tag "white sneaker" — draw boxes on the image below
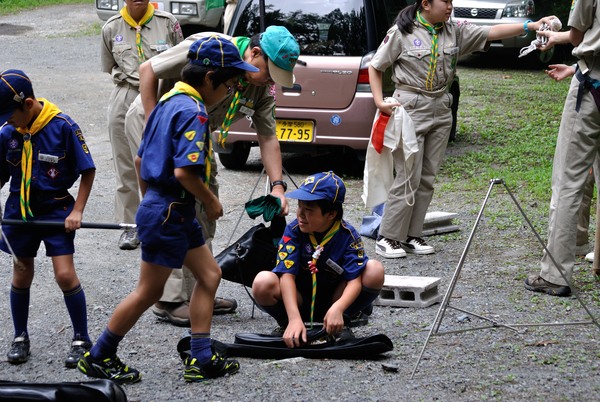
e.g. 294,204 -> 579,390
376,237 -> 406,258
401,236 -> 435,255
585,251 -> 594,263
119,228 -> 140,250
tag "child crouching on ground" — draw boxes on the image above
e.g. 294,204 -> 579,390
77,35 -> 259,384
252,171 -> 385,348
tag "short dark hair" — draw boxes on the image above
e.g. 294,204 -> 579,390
181,63 -> 243,90
308,199 -> 344,221
250,33 -> 269,62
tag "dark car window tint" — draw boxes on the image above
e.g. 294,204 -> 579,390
232,0 -> 410,56
233,0 -> 367,56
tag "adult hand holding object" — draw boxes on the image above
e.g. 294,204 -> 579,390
519,17 -> 562,58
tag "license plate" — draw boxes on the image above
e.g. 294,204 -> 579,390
276,119 -> 314,142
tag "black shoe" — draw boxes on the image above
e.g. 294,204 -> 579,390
183,353 -> 240,382
64,335 -> 92,368
348,311 -> 370,327
77,351 -> 141,384
7,333 -> 30,364
336,326 -> 356,341
347,304 -> 373,328
362,303 -> 373,316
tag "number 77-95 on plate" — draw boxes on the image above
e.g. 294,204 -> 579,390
276,119 -> 314,142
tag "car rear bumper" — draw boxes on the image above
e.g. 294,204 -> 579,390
224,92 -> 377,151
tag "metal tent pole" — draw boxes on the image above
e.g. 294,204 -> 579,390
411,179 -> 600,379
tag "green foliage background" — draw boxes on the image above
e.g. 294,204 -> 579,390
0,0 -> 91,16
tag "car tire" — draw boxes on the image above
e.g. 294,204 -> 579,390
217,143 -> 251,170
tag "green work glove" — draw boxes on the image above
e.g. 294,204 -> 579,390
245,195 -> 282,222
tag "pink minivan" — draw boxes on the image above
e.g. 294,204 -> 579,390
219,0 -> 460,169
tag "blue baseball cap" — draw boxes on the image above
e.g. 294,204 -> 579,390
0,69 -> 33,125
259,26 -> 300,88
188,35 -> 259,72
286,171 -> 345,203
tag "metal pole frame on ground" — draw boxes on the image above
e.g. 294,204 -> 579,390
411,178 -> 600,379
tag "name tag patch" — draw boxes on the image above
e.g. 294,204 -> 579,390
239,105 -> 255,117
38,153 -> 59,163
325,258 -> 344,275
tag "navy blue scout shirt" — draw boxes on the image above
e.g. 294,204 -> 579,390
0,106 -> 95,192
138,82 -> 210,191
273,218 -> 368,285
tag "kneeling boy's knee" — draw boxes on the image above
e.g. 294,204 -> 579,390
252,271 -> 279,300
362,260 -> 385,289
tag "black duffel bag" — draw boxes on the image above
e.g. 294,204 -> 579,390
0,379 -> 127,401
216,215 -> 285,287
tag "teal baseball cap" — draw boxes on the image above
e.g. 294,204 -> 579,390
188,35 -> 259,72
286,171 -> 345,204
259,26 -> 300,88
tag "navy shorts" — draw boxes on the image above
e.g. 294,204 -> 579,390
136,189 -> 205,268
0,192 -> 76,257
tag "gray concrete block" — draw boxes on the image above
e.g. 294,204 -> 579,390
374,275 -> 442,308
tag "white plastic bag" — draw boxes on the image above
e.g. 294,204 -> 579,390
362,98 -> 418,208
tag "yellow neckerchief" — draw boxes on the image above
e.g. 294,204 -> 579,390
16,98 -> 61,220
307,219 -> 342,327
416,11 -> 444,91
160,81 -> 212,186
218,36 -> 250,148
120,5 -> 155,63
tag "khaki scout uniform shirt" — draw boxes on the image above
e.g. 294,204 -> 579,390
569,0 -> 600,74
101,9 -> 183,87
150,33 -> 277,136
370,20 -> 490,92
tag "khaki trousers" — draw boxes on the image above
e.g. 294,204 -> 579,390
379,89 -> 453,241
540,72 -> 600,285
108,84 -> 141,224
576,168 -> 595,248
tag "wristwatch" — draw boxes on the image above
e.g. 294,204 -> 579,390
270,180 -> 288,192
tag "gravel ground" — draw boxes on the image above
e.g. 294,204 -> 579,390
0,4 -> 599,401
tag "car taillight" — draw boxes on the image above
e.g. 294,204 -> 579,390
357,67 -> 370,85
357,52 -> 375,92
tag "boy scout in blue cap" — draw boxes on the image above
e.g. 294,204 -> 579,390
77,36 -> 259,384
252,171 -> 385,349
129,25 -> 300,325
0,69 -> 96,367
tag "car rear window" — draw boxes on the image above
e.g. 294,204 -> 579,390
232,0 -> 408,57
